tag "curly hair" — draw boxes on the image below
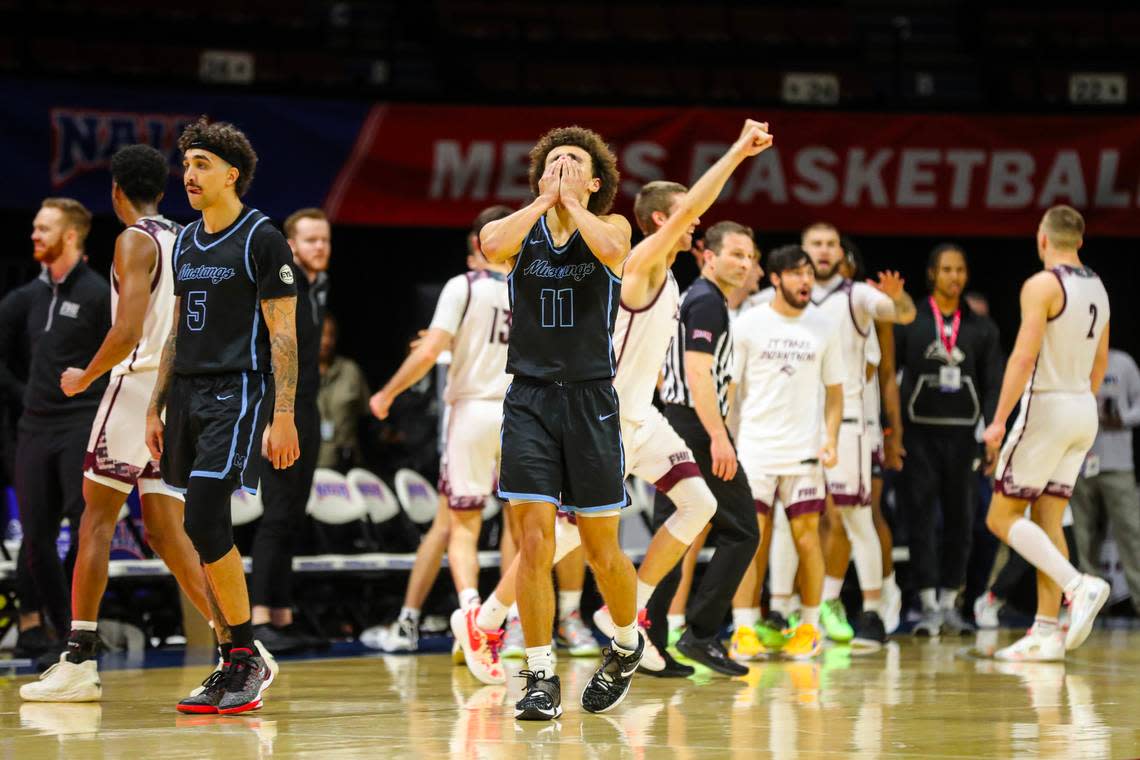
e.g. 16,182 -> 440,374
177,116 -> 259,197
528,126 -> 620,215
110,144 -> 169,205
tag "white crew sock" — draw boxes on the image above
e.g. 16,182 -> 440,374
823,576 -> 845,602
733,607 -> 760,629
613,620 -> 639,651
1007,518 -> 1080,590
558,590 -> 582,619
399,606 -> 421,624
507,603 -> 519,622
476,591 -> 508,631
885,571 -> 898,593
770,595 -> 793,617
458,588 -> 481,610
71,620 -> 98,633
801,605 -> 821,628
526,645 -> 554,678
635,579 -> 656,612
667,613 -> 685,630
919,588 -> 938,612
939,588 -> 959,610
1034,615 -> 1059,636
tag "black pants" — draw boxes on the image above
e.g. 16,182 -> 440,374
903,425 -> 979,593
645,405 -> 758,641
15,420 -> 91,638
249,398 -> 320,609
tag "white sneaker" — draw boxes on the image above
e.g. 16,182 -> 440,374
255,640 -> 280,686
883,578 -> 902,635
501,616 -> 526,659
557,611 -> 601,656
1064,574 -> 1110,651
362,618 -> 418,653
450,607 -> 506,685
20,655 -> 101,702
994,626 -> 1064,662
593,606 -> 664,672
973,592 -> 1002,629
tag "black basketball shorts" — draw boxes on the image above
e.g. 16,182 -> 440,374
497,377 -> 628,514
161,371 -> 273,495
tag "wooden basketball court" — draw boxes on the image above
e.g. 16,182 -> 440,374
5,629 -> 1140,758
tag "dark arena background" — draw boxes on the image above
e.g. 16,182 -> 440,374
3,2 -> 1140,757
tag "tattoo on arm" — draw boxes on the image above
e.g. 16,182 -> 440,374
148,301 -> 179,415
262,296 -> 298,415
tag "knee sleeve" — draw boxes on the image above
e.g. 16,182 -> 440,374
552,515 -> 582,565
769,509 -> 799,596
662,477 -> 717,545
184,477 -> 236,565
840,507 -> 882,591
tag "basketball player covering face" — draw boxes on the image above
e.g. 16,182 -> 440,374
145,117 -> 298,714
480,127 -> 638,720
983,205 -> 1112,661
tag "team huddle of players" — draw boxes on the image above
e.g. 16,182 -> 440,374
19,117 -> 1114,723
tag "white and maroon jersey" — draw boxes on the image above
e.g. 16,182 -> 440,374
613,270 -> 680,423
812,277 -> 892,421
864,327 -> 882,431
429,270 -> 512,404
111,215 -> 180,377
732,303 -> 845,473
1031,265 -> 1110,394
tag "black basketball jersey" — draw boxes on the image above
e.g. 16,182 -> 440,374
506,215 -> 623,383
172,207 -> 296,375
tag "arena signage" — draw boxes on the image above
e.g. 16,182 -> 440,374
326,107 -> 1140,236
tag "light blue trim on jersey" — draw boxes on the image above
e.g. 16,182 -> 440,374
190,372 -> 250,479
244,217 -> 270,369
240,485 -> 259,496
562,496 -> 630,514
539,215 -> 580,255
172,224 -> 189,271
192,208 -> 257,250
497,489 -> 561,507
161,480 -> 188,495
610,385 -> 626,478
242,216 -> 270,283
240,374 -> 267,486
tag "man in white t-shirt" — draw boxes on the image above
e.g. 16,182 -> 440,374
729,246 -> 845,660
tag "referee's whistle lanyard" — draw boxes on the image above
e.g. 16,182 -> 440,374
929,297 -> 961,359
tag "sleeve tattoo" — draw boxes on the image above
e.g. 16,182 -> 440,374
262,295 -> 298,415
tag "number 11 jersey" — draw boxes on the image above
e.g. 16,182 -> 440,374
172,207 -> 296,376
506,215 -> 622,383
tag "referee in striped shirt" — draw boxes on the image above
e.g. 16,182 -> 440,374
650,220 -> 759,676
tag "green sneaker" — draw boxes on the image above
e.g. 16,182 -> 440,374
754,612 -> 791,651
667,626 -> 683,649
820,599 -> 854,643
786,611 -> 801,629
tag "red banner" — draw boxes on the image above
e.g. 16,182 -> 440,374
325,106 -> 1140,237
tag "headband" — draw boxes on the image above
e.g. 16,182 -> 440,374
186,140 -> 246,175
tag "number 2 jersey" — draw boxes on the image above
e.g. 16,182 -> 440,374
429,269 -> 512,403
1031,265 -> 1110,394
172,207 -> 296,375
506,215 -> 622,383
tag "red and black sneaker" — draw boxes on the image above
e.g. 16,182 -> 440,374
216,648 -> 274,715
177,666 -> 228,714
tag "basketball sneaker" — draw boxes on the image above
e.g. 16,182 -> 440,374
675,630 -> 747,676
782,623 -> 823,660
20,654 -> 101,702
1064,574 -> 1110,651
973,592 -> 1003,629
591,606 -> 665,672
450,607 -> 506,685
556,611 -> 600,657
515,670 -> 562,721
852,611 -> 887,648
178,667 -> 228,714
995,626 -> 1064,662
501,616 -> 526,659
369,617 -> 418,653
941,606 -> 975,635
755,611 -> 791,651
912,607 -> 943,637
729,625 -> 765,661
883,577 -> 903,635
820,599 -> 854,643
216,647 -> 274,715
581,634 -> 645,714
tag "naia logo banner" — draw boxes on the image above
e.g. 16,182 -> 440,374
325,105 -> 1140,236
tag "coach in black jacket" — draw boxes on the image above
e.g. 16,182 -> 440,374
0,199 -> 110,652
896,244 -> 1003,636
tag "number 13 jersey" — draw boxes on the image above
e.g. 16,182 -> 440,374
506,215 -> 623,383
172,207 -> 296,376
429,270 -> 512,403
